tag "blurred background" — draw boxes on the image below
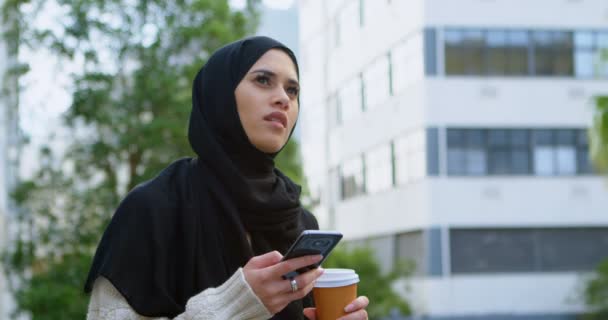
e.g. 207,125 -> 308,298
1,0 -> 608,319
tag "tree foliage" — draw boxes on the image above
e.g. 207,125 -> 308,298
323,246 -> 413,320
589,96 -> 608,174
0,0 -> 282,318
581,259 -> 608,320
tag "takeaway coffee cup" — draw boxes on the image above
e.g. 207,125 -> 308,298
313,269 -> 359,320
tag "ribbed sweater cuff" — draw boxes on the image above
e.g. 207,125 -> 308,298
188,267 -> 272,320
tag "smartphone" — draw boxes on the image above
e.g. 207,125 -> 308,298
281,230 -> 343,279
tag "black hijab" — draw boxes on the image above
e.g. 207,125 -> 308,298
84,36 -> 318,319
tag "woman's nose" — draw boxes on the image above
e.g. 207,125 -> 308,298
273,89 -> 290,109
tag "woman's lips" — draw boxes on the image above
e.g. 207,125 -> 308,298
263,111 -> 287,129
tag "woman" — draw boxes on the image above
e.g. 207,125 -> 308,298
84,36 -> 369,319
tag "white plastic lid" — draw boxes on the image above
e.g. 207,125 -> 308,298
314,268 -> 359,288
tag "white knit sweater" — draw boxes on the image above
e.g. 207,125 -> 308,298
86,268 -> 272,320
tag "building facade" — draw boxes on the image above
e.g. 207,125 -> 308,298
298,0 -> 608,319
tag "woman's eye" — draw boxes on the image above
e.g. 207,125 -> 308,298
255,75 -> 270,85
287,87 -> 299,96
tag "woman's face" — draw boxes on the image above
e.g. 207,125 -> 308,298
235,49 -> 299,154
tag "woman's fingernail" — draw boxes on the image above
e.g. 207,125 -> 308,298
344,303 -> 354,312
318,267 -> 325,274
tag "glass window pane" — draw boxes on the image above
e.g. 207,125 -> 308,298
363,56 -> 390,110
486,31 -> 508,75
508,47 -> 529,75
578,129 -> 589,145
488,130 -> 508,146
512,150 -> 530,174
410,149 -> 426,181
508,31 -> 530,75
340,78 -> 362,122
577,147 -> 593,174
448,129 -> 465,146
450,229 -> 536,273
448,149 -> 466,175
489,150 -> 510,174
534,130 -> 554,145
509,30 -> 530,45
341,157 -> 365,199
553,31 -> 573,49
533,31 -> 553,46
467,149 -> 487,175
596,32 -> 608,77
445,30 -> 463,44
445,30 -> 466,75
511,130 -> 529,146
365,145 -> 393,193
597,31 -> 608,49
575,50 -> 594,78
556,146 -> 576,175
555,51 -> 574,76
467,129 -> 485,148
575,31 -> 594,48
539,228 -> 608,271
534,47 -> 554,76
457,30 -> 485,75
556,129 -> 575,145
534,147 -> 555,175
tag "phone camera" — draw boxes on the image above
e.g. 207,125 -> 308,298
311,239 -> 329,248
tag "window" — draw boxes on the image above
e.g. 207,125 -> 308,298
365,144 -> 393,194
444,29 -> 484,75
447,129 -> 487,175
441,28 -> 608,78
446,128 -> 589,176
486,30 -> 508,75
487,129 -> 532,175
533,130 -> 555,175
451,228 -> 608,274
339,78 -> 363,122
532,129 -> 577,176
577,130 -> 593,174
451,228 -> 536,273
555,129 -> 577,175
507,30 -> 530,75
340,156 -> 365,200
532,31 -> 573,76
363,56 -> 390,110
575,30 -> 608,78
391,32 -> 424,93
396,231 -> 425,276
598,32 -> 608,77
575,31 -> 594,77
394,130 -> 426,184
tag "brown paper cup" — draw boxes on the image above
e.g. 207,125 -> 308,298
313,269 -> 359,320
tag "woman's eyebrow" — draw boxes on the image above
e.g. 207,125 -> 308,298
250,69 -> 299,86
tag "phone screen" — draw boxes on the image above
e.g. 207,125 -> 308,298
281,230 -> 343,279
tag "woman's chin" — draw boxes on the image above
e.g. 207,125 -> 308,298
252,140 -> 284,154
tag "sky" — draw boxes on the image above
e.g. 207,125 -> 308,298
18,0 -> 298,178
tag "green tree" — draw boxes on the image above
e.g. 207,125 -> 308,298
581,260 -> 608,320
323,246 -> 413,320
1,0 -> 278,318
589,96 -> 608,173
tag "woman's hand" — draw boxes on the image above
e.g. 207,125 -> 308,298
243,251 -> 325,315
303,296 -> 369,320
